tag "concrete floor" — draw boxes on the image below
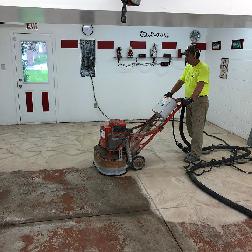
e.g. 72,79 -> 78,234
0,121 -> 251,251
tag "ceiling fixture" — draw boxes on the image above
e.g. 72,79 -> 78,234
121,0 -> 141,23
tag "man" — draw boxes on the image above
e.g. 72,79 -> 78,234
165,45 -> 210,163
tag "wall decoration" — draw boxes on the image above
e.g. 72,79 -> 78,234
177,49 -> 182,58
212,41 -> 221,50
140,31 -> 169,38
130,41 -> 146,49
42,92 -> 49,112
61,40 -> 78,48
25,92 -> 33,112
194,42 -> 207,50
138,54 -> 146,58
162,42 -> 177,49
80,40 -> 96,77
97,41 -> 114,49
116,47 -> 122,63
127,46 -> 133,58
219,57 -> 229,79
163,53 -> 171,58
231,39 -> 244,49
150,43 -> 158,63
118,62 -> 157,68
82,25 -> 94,36
163,54 -> 171,65
190,30 -> 201,43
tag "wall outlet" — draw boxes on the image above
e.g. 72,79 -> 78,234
94,102 -> 98,108
1,64 -> 6,70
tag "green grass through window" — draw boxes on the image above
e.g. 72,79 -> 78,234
24,70 -> 48,83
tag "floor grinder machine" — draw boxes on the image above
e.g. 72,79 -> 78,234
94,97 -> 182,176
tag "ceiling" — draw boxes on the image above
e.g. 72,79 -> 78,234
1,6 -> 252,28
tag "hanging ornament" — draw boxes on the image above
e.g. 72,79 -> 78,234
150,43 -> 158,63
116,47 -> 122,63
127,46 -> 134,58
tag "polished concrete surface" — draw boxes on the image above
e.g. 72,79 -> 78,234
0,121 -> 251,251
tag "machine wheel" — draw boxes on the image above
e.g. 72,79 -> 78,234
132,156 -> 145,170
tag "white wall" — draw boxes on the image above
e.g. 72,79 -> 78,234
0,24 -> 207,123
206,28 -> 252,139
0,28 -> 18,124
1,24 -> 251,139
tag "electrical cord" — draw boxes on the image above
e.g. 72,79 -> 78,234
89,74 -> 110,120
172,104 -> 252,218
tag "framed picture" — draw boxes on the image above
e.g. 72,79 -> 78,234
219,57 -> 229,79
231,39 -> 244,49
212,41 -> 221,50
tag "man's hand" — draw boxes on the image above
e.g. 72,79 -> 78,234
181,98 -> 193,106
164,91 -> 173,98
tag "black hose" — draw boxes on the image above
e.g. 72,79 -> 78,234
187,171 -> 252,218
179,105 -> 191,151
173,104 -> 252,218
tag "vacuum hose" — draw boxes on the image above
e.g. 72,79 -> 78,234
174,103 -> 252,218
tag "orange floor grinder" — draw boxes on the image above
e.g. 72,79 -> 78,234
94,97 -> 182,176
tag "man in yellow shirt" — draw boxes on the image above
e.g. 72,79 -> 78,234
165,45 -> 210,163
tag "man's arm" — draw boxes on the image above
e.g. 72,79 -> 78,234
191,81 -> 205,101
170,79 -> 184,94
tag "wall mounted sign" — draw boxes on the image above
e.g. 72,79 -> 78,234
140,31 -> 169,38
26,23 -> 38,30
231,39 -> 244,49
212,41 -> 221,50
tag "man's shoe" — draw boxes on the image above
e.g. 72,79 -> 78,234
184,153 -> 200,163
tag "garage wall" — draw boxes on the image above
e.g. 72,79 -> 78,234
1,24 -> 251,140
206,28 -> 252,139
0,24 -> 207,123
0,28 -> 18,124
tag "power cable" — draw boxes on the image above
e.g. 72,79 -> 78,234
89,74 -> 110,120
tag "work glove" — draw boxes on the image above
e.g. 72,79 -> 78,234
164,91 -> 173,98
181,98 -> 193,106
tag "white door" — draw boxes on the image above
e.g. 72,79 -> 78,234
13,33 -> 56,123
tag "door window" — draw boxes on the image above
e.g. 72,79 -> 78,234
21,41 -> 48,83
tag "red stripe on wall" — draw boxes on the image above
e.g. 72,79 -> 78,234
195,43 -> 207,50
162,42 -> 177,49
26,92 -> 33,112
97,41 -> 114,49
130,41 -> 146,49
61,40 -> 78,48
42,92 -> 49,112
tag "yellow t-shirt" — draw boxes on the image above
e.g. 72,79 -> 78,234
180,61 -> 210,98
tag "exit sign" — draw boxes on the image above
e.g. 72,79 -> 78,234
26,23 -> 38,30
